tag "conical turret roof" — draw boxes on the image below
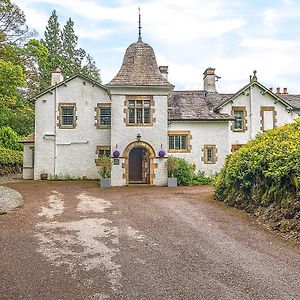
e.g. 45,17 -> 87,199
107,40 -> 173,87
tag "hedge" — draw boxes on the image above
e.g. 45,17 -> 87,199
0,146 -> 23,166
214,119 -> 300,241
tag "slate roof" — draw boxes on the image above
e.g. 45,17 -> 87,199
168,91 -> 234,121
279,94 -> 300,110
21,133 -> 35,143
107,40 -> 173,87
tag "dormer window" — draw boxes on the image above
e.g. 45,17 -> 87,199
125,96 -> 154,126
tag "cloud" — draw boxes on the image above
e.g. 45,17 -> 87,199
12,0 -> 300,93
76,28 -> 115,40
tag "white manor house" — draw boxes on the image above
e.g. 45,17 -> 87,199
22,32 -> 300,186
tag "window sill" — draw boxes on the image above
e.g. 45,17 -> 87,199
168,149 -> 191,153
96,125 -> 111,129
58,126 -> 76,129
126,124 -> 153,127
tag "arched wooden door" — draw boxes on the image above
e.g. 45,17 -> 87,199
129,147 -> 150,184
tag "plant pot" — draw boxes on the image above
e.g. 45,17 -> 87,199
40,173 -> 48,180
100,178 -> 111,188
167,177 -> 177,187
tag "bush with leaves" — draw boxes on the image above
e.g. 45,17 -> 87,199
97,155 -> 112,179
167,156 -> 212,186
214,119 -> 300,241
0,126 -> 23,150
0,146 -> 22,165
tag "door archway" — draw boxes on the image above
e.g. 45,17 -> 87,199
123,141 -> 156,185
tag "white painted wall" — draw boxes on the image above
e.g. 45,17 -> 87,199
22,143 -> 34,179
33,78 -> 299,183
168,121 -> 229,175
110,86 -> 171,186
34,76 -> 111,180
220,84 -> 296,152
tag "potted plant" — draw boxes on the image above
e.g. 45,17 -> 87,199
97,155 -> 112,188
166,156 -> 179,187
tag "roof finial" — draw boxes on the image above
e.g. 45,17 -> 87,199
138,7 -> 142,42
252,70 -> 257,82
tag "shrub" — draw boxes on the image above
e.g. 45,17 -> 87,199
167,156 -> 212,186
0,146 -> 23,166
167,156 -> 180,177
214,119 -> 300,239
97,156 -> 112,178
192,171 -> 213,185
0,126 -> 23,150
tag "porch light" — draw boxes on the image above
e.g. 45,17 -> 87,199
137,133 -> 141,141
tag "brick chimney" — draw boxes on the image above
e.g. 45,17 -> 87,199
51,66 -> 64,86
276,87 -> 281,94
159,66 -> 168,80
283,87 -> 288,95
203,67 -> 217,93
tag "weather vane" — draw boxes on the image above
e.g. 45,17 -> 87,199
138,7 -> 142,42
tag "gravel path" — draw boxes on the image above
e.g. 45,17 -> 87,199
0,186 -> 23,214
0,181 -> 299,300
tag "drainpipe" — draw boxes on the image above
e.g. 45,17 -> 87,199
249,86 -> 253,139
54,86 -> 57,176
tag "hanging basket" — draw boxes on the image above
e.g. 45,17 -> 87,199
158,150 -> 165,158
112,150 -> 120,158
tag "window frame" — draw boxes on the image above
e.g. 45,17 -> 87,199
168,130 -> 191,153
58,103 -> 77,129
95,146 -> 111,165
125,96 -> 154,126
96,103 -> 111,129
202,145 -> 217,164
260,106 -> 276,132
231,144 -> 243,153
232,106 -> 247,132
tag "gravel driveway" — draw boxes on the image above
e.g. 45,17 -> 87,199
0,181 -> 299,300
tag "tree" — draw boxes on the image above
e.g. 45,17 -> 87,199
81,54 -> 101,82
0,0 -> 35,52
24,39 -> 49,93
61,17 -> 85,78
43,10 -> 62,73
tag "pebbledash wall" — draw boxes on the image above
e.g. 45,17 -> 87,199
23,36 -> 300,184
34,77 -> 110,180
109,86 -> 170,186
168,121 -> 230,175
220,84 -> 297,146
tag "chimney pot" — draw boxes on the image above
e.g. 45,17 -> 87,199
283,87 -> 288,94
51,66 -> 64,86
159,66 -> 168,80
203,67 -> 217,93
269,87 -> 273,92
276,87 -> 281,94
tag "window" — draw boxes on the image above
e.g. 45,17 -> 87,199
168,131 -> 191,152
125,96 -> 153,126
58,103 -> 76,128
232,106 -> 246,131
202,145 -> 217,164
260,106 -> 276,131
96,146 -> 111,165
231,144 -> 243,153
96,104 -> 111,128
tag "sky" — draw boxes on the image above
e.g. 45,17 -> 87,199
14,0 -> 300,93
